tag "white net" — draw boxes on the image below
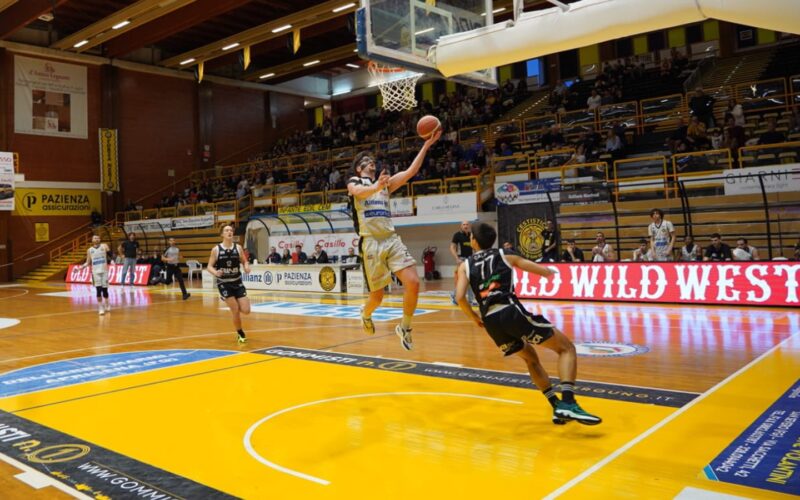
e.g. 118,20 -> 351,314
368,61 -> 422,112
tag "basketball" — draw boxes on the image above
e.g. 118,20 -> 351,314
417,115 -> 441,139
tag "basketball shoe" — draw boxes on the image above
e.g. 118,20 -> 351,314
360,306 -> 375,335
395,325 -> 413,351
554,401 -> 602,425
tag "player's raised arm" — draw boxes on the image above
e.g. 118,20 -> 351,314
388,129 -> 442,192
504,252 -> 555,278
347,173 -> 389,199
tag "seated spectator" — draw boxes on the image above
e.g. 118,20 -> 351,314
561,239 -> 584,262
280,248 -> 291,264
541,125 -> 565,150
686,116 -> 710,150
592,232 -> 617,262
341,247 -> 361,264
689,87 -> 715,128
759,118 -> 786,145
309,244 -> 329,264
502,241 -> 515,253
666,117 -> 689,153
292,245 -> 307,264
793,240 -> 800,261
267,246 -> 281,264
632,239 -> 653,262
587,90 -> 602,111
680,236 -> 701,261
703,233 -> 733,261
605,129 -> 624,158
725,116 -> 746,150
733,238 -> 760,261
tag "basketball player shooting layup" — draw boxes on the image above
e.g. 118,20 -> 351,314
207,225 -> 251,344
348,123 -> 442,351
455,221 -> 601,425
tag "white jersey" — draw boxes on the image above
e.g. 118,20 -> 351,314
349,176 -> 394,239
89,245 -> 108,274
592,243 -> 613,262
648,220 -> 674,257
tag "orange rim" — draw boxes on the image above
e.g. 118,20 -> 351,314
368,61 -> 405,73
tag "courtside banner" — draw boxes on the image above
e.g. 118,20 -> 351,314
268,233 -> 359,258
514,262 -> 800,307
66,264 -> 152,286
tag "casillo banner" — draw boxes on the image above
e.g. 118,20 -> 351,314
268,233 -> 359,258
242,264 -> 342,293
14,187 -> 100,216
65,264 -> 152,286
514,262 -> 800,307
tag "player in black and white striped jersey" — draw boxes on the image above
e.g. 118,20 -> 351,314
207,225 -> 251,344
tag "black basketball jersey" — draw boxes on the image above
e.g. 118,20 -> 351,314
217,244 -> 242,283
466,248 -> 515,316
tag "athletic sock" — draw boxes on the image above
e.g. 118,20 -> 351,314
561,381 -> 576,404
400,314 -> 412,330
542,386 -> 560,408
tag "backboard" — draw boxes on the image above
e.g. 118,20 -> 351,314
356,0 -> 498,89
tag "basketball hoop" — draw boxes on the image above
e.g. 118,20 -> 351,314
368,61 -> 422,112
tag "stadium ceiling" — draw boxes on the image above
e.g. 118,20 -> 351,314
0,0 -> 570,86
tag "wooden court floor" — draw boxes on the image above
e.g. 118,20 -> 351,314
0,281 -> 797,499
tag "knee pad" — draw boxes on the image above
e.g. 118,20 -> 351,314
102,287 -> 109,299
96,286 -> 103,298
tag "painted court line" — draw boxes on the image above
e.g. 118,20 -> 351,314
243,392 -> 524,485
0,452 -> 92,499
542,330 -> 800,499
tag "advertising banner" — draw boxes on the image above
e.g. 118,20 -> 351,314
14,188 -> 100,216
14,55 -> 88,139
497,202 -> 555,261
494,179 -> 560,205
390,197 -> 414,216
414,192 -> 476,216
268,233 -> 359,258
98,128 -> 120,192
243,264 -> 343,293
723,164 -> 800,196
66,264 -> 152,286
514,262 -> 800,307
0,151 -> 14,212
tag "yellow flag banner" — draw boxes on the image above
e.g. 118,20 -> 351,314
197,61 -> 204,83
98,128 -> 119,192
293,29 -> 301,54
243,46 -> 251,70
14,188 -> 101,216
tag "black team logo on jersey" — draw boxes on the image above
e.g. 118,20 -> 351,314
516,218 -> 546,261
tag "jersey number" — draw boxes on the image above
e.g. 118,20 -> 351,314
475,255 -> 495,281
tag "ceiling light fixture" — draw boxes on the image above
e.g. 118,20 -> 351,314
303,60 -> 320,67
272,24 -> 292,33
259,73 -> 276,79
222,42 -> 240,51
332,3 -> 356,12
73,40 -> 89,48
180,58 -> 196,65
346,63 -> 360,68
112,20 -> 131,30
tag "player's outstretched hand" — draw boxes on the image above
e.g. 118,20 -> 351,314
424,128 -> 442,147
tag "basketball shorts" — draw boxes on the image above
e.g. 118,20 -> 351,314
359,233 -> 416,291
92,272 -> 109,288
217,280 -> 247,300
483,303 -> 555,356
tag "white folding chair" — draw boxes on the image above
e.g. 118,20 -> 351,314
186,260 -> 203,283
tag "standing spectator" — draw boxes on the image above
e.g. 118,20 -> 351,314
309,244 -> 329,264
450,221 -> 475,305
648,208 -> 676,261
592,232 -> 617,262
725,98 -> 746,127
704,233 -> 733,261
605,129 -> 624,159
267,246 -> 282,264
292,244 -> 307,264
163,237 -> 191,300
540,220 -> 559,262
689,87 -> 715,128
561,239 -> 584,262
680,236 -> 701,261
120,233 -> 140,286
733,238 -> 760,261
632,239 -> 653,262
587,90 -> 602,111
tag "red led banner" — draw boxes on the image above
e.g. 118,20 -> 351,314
66,264 -> 153,286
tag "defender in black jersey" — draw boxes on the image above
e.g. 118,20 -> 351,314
208,225 -> 251,344
455,222 -> 601,426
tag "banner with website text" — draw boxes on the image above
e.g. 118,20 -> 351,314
514,262 -> 800,307
14,55 -> 88,139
